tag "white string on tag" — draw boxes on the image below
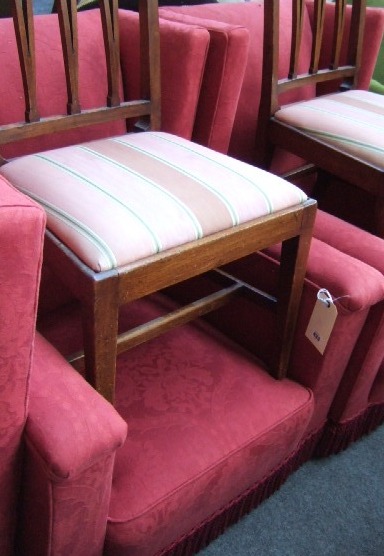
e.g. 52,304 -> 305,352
317,288 -> 334,307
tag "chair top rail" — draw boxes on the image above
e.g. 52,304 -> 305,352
0,0 -> 160,148
278,65 -> 356,94
0,101 -> 152,146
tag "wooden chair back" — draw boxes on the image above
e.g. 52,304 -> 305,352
257,0 -> 368,173
263,0 -> 366,116
0,0 -> 161,162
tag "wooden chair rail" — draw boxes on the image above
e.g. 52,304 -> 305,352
278,66 -> 356,93
268,120 -> 384,196
68,274 -> 273,371
0,102 -> 152,146
43,198 -> 316,398
44,201 -> 316,304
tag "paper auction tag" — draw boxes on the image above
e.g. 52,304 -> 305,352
305,289 -> 338,354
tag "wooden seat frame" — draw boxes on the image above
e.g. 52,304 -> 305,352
257,0 -> 384,236
1,0 -> 316,403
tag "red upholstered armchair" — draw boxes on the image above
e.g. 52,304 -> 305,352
3,171 -> 384,554
0,176 -> 127,556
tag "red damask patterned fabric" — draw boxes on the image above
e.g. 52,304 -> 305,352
18,334 -> 127,555
104,296 -> 313,555
0,177 -> 45,555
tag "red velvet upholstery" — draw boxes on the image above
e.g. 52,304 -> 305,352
119,9 -> 210,141
46,215 -> 381,553
108,298 -> 314,555
312,212 -> 384,453
159,9 -> 250,153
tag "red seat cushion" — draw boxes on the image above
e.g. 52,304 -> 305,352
104,295 -> 313,556
36,292 -> 313,556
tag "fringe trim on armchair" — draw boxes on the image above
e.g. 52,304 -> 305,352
315,402 -> 384,458
158,428 -> 324,556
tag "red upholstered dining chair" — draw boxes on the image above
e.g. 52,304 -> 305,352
257,0 -> 384,236
0,0 -> 316,405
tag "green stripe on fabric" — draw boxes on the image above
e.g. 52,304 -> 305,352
79,145 -> 203,239
34,153 -> 162,254
295,127 -> 384,156
16,187 -> 118,271
298,103 -> 384,134
113,137 -> 244,223
133,133 -> 277,215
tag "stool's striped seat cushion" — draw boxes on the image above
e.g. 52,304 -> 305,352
0,132 -> 307,272
275,90 -> 384,169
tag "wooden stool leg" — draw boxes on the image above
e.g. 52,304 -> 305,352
81,278 -> 119,404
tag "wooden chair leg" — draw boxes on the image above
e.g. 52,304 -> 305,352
311,169 -> 333,204
81,277 -> 120,404
274,205 -> 316,377
374,197 -> 384,239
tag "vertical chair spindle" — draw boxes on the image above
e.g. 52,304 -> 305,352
289,0 -> 305,79
330,0 -> 347,70
99,0 -> 121,107
56,0 -> 81,115
309,0 -> 326,74
12,0 -> 39,123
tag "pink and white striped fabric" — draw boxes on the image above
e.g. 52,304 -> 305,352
0,132 -> 307,272
275,90 -> 384,168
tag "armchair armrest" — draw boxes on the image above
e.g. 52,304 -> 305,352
18,334 -> 127,556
